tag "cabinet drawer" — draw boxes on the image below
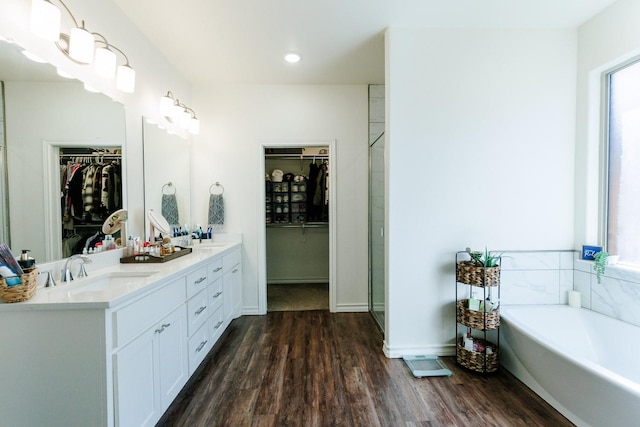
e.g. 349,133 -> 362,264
187,290 -> 209,336
208,277 -> 223,312
114,278 -> 186,348
208,258 -> 223,283
208,305 -> 226,344
186,266 -> 208,298
223,249 -> 240,272
187,323 -> 210,374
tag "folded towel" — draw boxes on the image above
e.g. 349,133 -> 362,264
161,193 -> 180,228
208,194 -> 224,227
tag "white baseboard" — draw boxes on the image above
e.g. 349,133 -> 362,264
334,303 -> 368,312
383,342 -> 456,358
267,278 -> 329,285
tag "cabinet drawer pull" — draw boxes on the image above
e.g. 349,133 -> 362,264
154,322 -> 171,334
214,321 -> 224,330
213,267 -> 222,272
232,268 -> 239,273
195,306 -> 207,315
196,340 -> 208,353
194,276 -> 207,284
212,291 -> 222,298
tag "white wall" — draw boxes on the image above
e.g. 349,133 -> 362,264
190,84 -> 369,313
385,28 -> 577,357
574,0 -> 640,248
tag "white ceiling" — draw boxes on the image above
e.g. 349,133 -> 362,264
117,0 -> 616,85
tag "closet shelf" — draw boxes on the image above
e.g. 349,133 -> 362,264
267,222 -> 328,229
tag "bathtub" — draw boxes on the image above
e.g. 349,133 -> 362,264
500,305 -> 640,427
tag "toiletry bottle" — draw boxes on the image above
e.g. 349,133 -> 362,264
18,249 -> 35,269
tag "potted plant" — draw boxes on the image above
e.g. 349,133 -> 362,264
456,247 -> 502,287
594,251 -> 610,284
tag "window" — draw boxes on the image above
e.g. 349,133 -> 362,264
606,59 -> 640,266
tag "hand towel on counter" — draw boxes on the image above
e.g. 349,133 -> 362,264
208,194 -> 224,227
161,193 -> 180,228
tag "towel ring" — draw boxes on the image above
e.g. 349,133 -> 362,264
209,182 -> 224,195
162,182 -> 176,195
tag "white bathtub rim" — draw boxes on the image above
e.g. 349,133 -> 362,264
501,304 -> 640,400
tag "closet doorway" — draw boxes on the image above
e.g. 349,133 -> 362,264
44,141 -> 125,261
260,142 -> 336,313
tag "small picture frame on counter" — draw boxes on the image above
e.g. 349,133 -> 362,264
582,245 -> 602,260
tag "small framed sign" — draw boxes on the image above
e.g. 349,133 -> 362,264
582,245 -> 602,260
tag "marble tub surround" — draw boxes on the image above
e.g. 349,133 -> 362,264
574,259 -> 640,328
499,250 -> 577,305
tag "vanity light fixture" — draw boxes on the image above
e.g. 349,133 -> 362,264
159,91 -> 200,135
29,0 -> 136,93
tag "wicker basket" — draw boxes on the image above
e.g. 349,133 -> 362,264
456,261 -> 500,287
0,268 -> 38,303
456,299 -> 500,330
456,338 -> 498,373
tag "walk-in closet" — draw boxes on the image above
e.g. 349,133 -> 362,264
60,147 -> 123,257
265,146 -> 330,311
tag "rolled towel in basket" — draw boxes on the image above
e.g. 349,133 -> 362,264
208,194 -> 224,227
161,193 -> 180,228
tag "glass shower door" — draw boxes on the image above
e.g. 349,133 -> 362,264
369,132 -> 385,331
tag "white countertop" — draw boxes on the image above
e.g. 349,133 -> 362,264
0,240 -> 241,311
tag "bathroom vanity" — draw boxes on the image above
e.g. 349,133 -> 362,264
0,241 -> 241,427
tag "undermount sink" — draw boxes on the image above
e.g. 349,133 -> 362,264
64,271 -> 159,295
196,242 -> 228,248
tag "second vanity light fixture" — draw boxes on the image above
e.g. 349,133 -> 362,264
159,91 -> 200,135
29,0 -> 136,93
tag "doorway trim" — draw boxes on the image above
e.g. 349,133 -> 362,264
257,139 -> 337,314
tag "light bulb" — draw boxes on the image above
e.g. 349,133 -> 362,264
159,94 -> 174,117
94,46 -> 116,78
116,64 -> 135,93
69,25 -> 94,64
189,117 -> 200,135
30,0 -> 61,41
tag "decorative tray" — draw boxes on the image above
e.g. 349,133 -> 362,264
120,246 -> 192,264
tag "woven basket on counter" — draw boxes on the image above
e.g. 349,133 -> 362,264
456,261 -> 500,287
0,268 -> 38,303
456,338 -> 498,373
456,299 -> 500,330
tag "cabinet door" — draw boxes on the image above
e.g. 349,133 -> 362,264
114,328 -> 157,427
223,269 -> 234,323
157,306 -> 188,409
232,263 -> 242,318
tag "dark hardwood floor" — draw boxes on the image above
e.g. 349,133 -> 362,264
157,311 -> 573,426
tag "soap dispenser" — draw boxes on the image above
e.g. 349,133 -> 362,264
18,249 -> 35,269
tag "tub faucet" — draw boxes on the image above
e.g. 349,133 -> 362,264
61,254 -> 92,282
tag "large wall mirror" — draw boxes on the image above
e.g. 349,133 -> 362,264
0,40 -> 126,263
142,119 -> 191,239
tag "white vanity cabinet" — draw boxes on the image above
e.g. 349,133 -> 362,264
0,242 -> 242,427
113,292 -> 188,427
223,248 -> 242,322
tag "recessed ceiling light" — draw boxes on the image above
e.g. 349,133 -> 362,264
284,52 -> 302,63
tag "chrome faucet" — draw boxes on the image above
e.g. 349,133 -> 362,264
61,255 -> 92,282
